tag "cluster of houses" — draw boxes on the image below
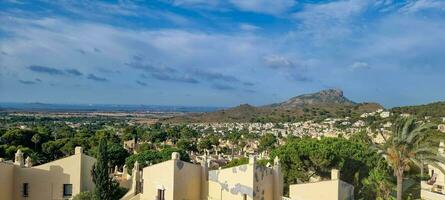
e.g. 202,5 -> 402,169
0,146 -> 355,200
2,140 -> 445,200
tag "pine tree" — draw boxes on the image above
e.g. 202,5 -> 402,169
92,137 -> 121,200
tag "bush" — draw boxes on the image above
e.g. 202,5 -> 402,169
73,191 -> 94,200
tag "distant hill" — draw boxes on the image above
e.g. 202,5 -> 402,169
391,101 -> 445,118
265,89 -> 355,109
165,89 -> 383,123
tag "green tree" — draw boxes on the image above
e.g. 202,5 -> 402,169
258,133 -> 277,152
374,117 -> 445,200
31,134 -> 41,150
91,137 -> 121,200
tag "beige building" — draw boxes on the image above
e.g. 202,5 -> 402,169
121,153 -> 283,200
288,169 -> 354,200
421,141 -> 445,200
0,147 -> 96,200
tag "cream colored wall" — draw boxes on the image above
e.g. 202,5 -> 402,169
81,154 -> 96,191
253,166 -> 274,200
32,153 -> 83,196
173,160 -> 202,200
140,159 -> 202,200
0,163 -> 14,200
5,151 -> 96,200
208,164 -> 255,200
289,180 -> 354,200
141,160 -> 175,200
13,165 -> 71,200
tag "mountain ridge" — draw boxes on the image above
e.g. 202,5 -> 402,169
165,89 -> 384,123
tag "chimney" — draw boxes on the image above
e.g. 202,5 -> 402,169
14,149 -> 24,167
171,152 -> 180,160
331,169 -> 340,180
249,155 -> 257,165
25,156 -> 33,167
75,146 -> 83,155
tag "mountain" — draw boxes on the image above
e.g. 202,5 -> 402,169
165,89 -> 383,123
266,89 -> 356,109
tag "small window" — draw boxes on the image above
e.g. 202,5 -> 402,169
22,183 -> 29,197
157,189 -> 165,200
243,194 -> 247,200
63,184 -> 73,197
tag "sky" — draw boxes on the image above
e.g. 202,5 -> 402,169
1,0 -> 445,108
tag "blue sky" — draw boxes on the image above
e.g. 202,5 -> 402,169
1,0 -> 445,107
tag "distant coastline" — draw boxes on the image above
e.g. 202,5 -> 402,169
0,102 -> 224,113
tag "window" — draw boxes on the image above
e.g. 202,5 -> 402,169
63,184 -> 73,197
243,194 -> 247,200
22,183 -> 29,197
157,189 -> 165,200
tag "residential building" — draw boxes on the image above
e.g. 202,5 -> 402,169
0,147 -> 96,200
121,153 -> 283,200
288,169 -> 354,200
421,141 -> 445,200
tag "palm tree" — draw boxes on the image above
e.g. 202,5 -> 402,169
374,117 -> 445,200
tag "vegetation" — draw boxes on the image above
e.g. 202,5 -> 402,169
270,136 -> 391,199
92,137 -> 123,200
73,191 -> 94,200
374,117 -> 445,200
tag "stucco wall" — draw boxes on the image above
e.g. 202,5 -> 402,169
208,164 -> 255,200
253,166 -> 274,200
289,180 -> 354,200
0,163 -> 14,200
81,154 -> 96,192
1,151 -> 96,200
173,160 -> 202,200
142,160 -> 175,200
13,165 -> 71,200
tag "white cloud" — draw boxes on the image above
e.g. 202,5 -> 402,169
229,0 -> 296,15
350,61 -> 370,70
170,0 -> 295,15
400,0 -> 445,13
239,23 -> 261,31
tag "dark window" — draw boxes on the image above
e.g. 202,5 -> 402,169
243,194 -> 247,200
22,183 -> 29,197
63,184 -> 73,197
157,189 -> 165,200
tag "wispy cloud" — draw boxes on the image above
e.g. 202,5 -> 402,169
87,74 -> 108,82
27,65 -> 84,77
212,83 -> 236,91
18,80 -> 37,85
135,80 -> 147,86
28,65 -> 64,75
229,0 -> 295,15
350,61 -> 370,71
65,69 -> 83,76
151,73 -> 199,84
193,70 -> 240,82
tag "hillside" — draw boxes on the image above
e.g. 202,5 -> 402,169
165,89 -> 383,123
391,101 -> 445,118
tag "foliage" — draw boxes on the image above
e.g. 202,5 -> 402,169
125,147 -> 190,170
270,137 -> 388,199
92,137 -> 122,200
258,133 -> 277,152
374,117 -> 445,200
73,191 -> 94,200
223,157 -> 249,169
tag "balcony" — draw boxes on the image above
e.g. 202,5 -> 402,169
421,181 -> 445,200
